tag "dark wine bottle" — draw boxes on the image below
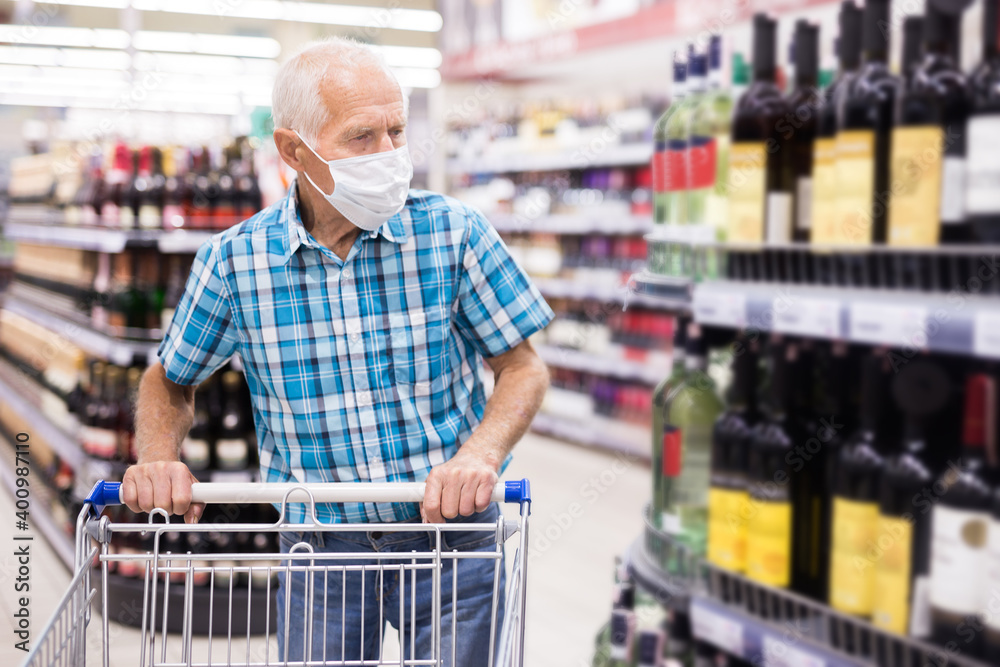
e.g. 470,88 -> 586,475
237,138 -> 263,219
708,338 -> 758,575
888,1 -> 971,246
829,354 -> 887,618
812,1 -> 862,245
215,370 -> 250,472
139,146 -> 165,230
900,16 -> 925,88
837,0 -> 898,245
967,0 -> 1000,241
181,378 -> 214,473
745,340 -> 796,590
929,373 -> 993,657
872,360 -> 948,638
786,20 -> 820,243
728,13 -> 790,245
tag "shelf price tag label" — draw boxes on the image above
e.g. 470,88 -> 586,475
691,600 -> 744,656
849,302 -> 927,348
761,635 -> 826,667
973,310 -> 1000,359
693,288 -> 747,328
773,296 -> 841,339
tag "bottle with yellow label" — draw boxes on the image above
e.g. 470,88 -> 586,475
835,0 -> 897,245
887,4 -> 971,247
811,1 -> 862,247
872,360 -> 947,638
829,355 -> 887,618
744,340 -> 797,589
727,13 -> 791,246
708,338 -> 758,578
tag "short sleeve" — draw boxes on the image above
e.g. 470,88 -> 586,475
452,207 -> 554,358
157,239 -> 240,385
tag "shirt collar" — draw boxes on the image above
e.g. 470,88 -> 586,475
279,179 -> 409,264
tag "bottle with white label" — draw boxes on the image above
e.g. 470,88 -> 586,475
986,485 -> 1000,663
967,0 -> 1000,242
888,1 -> 971,246
929,374 -> 993,658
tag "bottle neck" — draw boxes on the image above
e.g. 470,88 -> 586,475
708,66 -> 723,90
687,74 -> 707,95
862,1 -> 890,64
685,354 -> 706,372
985,0 -> 999,59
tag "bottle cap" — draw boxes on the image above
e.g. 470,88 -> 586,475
709,34 -> 722,71
902,16 -> 925,77
752,13 -> 778,80
794,20 -> 820,84
689,51 -> 708,77
862,0 -> 890,56
839,1 -> 863,69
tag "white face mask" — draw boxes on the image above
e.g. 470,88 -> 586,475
296,131 -> 413,231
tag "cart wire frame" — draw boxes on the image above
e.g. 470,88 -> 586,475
24,479 -> 532,667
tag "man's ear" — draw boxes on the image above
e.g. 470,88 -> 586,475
273,128 -> 305,172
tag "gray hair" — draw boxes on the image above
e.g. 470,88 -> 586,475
271,37 -> 405,144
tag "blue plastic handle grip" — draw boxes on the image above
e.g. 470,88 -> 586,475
504,479 -> 531,505
85,480 -> 122,508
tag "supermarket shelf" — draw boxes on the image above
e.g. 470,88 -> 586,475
0,453 -> 74,570
4,222 -> 215,254
530,412 -> 649,460
489,213 -> 652,235
535,344 -> 668,385
0,362 -> 85,473
632,271 -> 693,311
5,222 -> 159,253
446,142 -> 652,175
533,276 -> 673,310
628,514 -> 991,667
690,281 -> 1000,358
3,295 -> 159,367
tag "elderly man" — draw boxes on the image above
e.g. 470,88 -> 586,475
121,37 -> 552,663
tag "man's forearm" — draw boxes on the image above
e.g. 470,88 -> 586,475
461,355 -> 549,469
134,363 -> 196,463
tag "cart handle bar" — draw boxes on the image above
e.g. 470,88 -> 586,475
86,479 -> 531,517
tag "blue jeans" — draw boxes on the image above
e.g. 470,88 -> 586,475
275,503 -> 506,665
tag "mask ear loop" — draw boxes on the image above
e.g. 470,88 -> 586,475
293,131 -> 335,198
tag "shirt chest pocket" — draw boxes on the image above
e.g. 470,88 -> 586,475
388,306 -> 451,387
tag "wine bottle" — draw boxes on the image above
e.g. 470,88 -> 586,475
786,20 -> 820,243
986,483 -> 1000,662
888,1 -> 971,246
120,366 -> 141,463
728,13 -> 789,244
660,323 -> 723,558
190,147 -> 213,228
900,16 -> 925,88
811,1 -> 862,244
836,0 -> 898,245
82,363 -> 119,460
653,54 -> 686,226
872,360 -> 947,637
237,137 -> 263,219
745,340 -> 796,589
707,338 -> 758,574
689,35 -> 732,235
829,354 -> 887,618
101,143 -> 132,228
162,147 -> 185,230
215,370 -> 250,472
929,373 -> 993,657
652,319 -> 687,527
139,146 -> 165,230
181,379 -> 214,473
665,46 -> 706,226
966,0 -> 1000,241
216,146 -> 238,229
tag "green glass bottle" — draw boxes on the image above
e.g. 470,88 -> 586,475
660,323 -> 724,559
652,54 -> 687,225
665,47 -> 706,226
652,319 -> 688,528
688,35 -> 733,237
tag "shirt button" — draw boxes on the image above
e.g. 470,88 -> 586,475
358,391 -> 372,406
350,333 -> 360,343
342,268 -> 352,280
371,531 -> 383,540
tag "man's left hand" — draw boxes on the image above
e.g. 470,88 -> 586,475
421,448 -> 499,523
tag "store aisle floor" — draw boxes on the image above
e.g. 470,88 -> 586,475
2,432 -> 649,666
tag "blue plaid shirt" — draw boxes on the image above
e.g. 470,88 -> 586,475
157,183 -> 553,524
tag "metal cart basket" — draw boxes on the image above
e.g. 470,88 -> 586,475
24,478 -> 532,667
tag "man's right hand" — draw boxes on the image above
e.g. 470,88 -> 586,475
122,460 -> 204,524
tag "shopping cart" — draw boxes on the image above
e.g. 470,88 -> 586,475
24,478 -> 532,667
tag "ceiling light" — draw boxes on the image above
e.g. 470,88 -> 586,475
372,45 -> 442,69
131,31 -> 281,58
16,0 -> 442,32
